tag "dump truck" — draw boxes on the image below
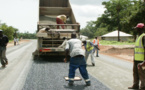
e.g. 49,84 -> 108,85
33,0 -> 80,56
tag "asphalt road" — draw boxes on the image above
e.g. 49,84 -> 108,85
87,54 -> 133,90
22,56 -> 109,90
0,40 -> 133,90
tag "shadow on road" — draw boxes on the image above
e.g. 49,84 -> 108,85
0,67 -> 6,70
63,84 -> 87,90
87,65 -> 94,67
32,56 -> 69,63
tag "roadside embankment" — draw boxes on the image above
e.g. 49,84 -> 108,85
99,45 -> 134,62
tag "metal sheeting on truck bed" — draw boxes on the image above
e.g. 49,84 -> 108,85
40,0 -> 68,7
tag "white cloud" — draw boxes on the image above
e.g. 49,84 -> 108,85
0,0 -> 108,33
70,0 -> 109,5
0,0 -> 38,33
71,4 -> 106,28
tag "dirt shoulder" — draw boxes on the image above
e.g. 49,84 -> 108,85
7,39 -> 30,48
99,45 -> 134,62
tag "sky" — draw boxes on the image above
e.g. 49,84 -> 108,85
0,0 -> 109,33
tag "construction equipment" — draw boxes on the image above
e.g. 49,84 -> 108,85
33,0 -> 80,56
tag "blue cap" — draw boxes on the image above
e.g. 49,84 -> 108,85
0,30 -> 3,32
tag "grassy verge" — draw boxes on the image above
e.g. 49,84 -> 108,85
9,40 -> 13,43
99,40 -> 135,45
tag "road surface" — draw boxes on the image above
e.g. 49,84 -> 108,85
0,40 -> 133,90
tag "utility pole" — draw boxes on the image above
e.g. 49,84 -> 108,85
116,1 -> 121,42
14,29 -> 18,38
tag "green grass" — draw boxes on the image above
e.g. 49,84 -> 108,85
99,40 -> 135,45
9,40 -> 13,43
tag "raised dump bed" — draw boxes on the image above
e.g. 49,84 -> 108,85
33,0 -> 80,56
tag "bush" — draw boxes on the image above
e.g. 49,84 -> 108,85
100,40 -> 135,45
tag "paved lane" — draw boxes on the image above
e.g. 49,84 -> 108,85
0,40 -> 35,90
22,56 -> 110,90
87,54 -> 133,90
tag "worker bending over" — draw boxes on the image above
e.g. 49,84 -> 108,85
64,33 -> 91,86
56,15 -> 68,29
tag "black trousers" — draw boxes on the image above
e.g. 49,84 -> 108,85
133,60 -> 145,89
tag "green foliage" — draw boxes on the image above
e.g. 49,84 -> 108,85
129,1 -> 145,26
127,38 -> 134,43
100,40 -> 135,45
100,0 -> 134,32
0,23 -> 15,40
94,27 -> 108,36
18,32 -> 36,39
0,21 -> 36,40
81,0 -> 145,40
80,21 -> 97,38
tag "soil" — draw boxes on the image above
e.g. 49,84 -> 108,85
99,45 -> 134,62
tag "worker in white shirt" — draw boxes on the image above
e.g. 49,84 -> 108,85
64,33 -> 91,86
58,37 -> 67,49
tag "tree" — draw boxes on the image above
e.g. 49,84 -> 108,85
19,32 -> 36,39
0,23 -> 16,40
81,0 -> 145,40
80,21 -> 97,38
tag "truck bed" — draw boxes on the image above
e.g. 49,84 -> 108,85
39,15 -> 72,29
33,0 -> 80,56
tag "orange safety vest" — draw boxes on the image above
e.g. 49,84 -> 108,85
93,39 -> 99,47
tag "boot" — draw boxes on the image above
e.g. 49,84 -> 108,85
86,81 -> 91,86
6,61 -> 8,65
92,63 -> 95,66
128,85 -> 139,89
68,81 -> 74,86
2,65 -> 6,68
96,55 -> 99,57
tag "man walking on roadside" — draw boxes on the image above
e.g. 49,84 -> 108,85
128,23 -> 145,90
64,33 -> 91,86
82,40 -> 95,66
14,37 -> 17,46
93,36 -> 100,57
17,38 -> 19,45
0,30 -> 9,67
